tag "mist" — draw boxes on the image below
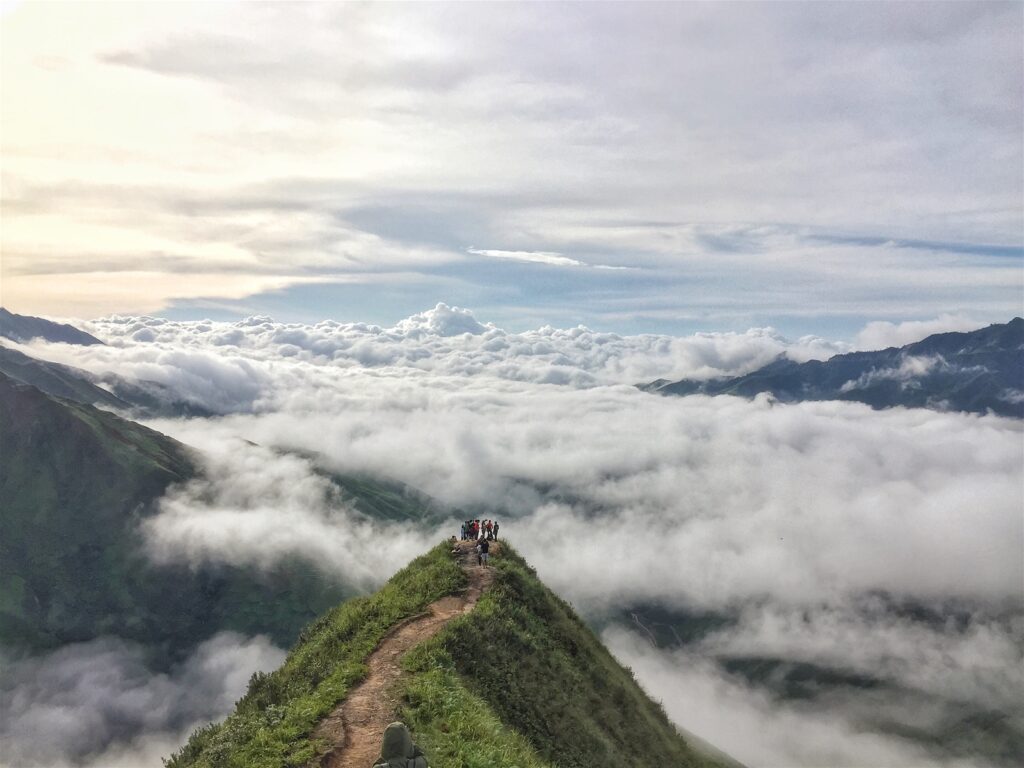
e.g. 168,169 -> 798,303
5,307 -> 1021,766
0,634 -> 285,768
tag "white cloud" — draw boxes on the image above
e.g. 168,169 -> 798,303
3,4 -> 1019,320
468,247 -> 587,268
854,315 -> 989,350
5,310 -> 1022,765
392,302 -> 489,337
604,628 -> 994,768
0,633 -> 285,768
16,306 -> 848,413
141,430 -> 445,590
839,354 -> 946,392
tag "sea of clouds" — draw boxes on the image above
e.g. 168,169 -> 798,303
3,305 -> 1021,767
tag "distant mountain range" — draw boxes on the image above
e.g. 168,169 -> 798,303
0,308 -> 214,417
643,318 -> 1024,417
0,344 -> 215,418
0,307 -> 103,346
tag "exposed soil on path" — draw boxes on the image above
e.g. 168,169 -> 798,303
312,540 -> 498,768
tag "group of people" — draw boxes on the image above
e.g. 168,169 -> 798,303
460,518 -> 499,541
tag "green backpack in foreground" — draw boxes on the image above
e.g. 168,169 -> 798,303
372,722 -> 428,768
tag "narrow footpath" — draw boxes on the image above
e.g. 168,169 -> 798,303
313,540 -> 498,768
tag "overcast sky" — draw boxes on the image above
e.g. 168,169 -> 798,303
1,1 -> 1021,337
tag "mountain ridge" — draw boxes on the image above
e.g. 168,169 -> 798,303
644,318 -> 1024,417
168,540 -> 735,768
0,307 -> 104,346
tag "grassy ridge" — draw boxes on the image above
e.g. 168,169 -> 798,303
169,542 -> 730,768
399,658 -> 554,768
400,544 -> 725,768
167,542 -> 465,768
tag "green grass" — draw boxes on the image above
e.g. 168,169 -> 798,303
166,542 -> 465,768
405,544 -> 727,768
169,541 -> 731,768
399,656 -> 554,768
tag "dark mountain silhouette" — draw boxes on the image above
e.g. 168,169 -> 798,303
0,307 -> 104,345
645,318 -> 1024,417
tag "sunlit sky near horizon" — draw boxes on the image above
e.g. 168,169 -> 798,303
1,1 -> 1022,338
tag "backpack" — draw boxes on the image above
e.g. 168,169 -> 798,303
373,759 -> 426,768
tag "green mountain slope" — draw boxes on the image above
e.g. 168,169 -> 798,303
0,375 -> 451,662
0,344 -> 132,409
0,371 -> 198,648
168,542 -> 732,768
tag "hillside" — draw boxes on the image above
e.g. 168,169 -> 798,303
0,375 -> 451,662
0,343 -> 217,417
0,307 -> 103,345
645,318 -> 1024,417
168,541 -> 734,768
0,344 -> 132,410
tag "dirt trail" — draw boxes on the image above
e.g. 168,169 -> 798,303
312,539 -> 498,768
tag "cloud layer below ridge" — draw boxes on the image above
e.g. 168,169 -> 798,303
5,306 -> 1022,767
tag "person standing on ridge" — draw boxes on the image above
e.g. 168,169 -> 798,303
493,520 -> 499,540
480,536 -> 490,566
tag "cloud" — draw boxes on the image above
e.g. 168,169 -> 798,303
3,3 -> 1020,323
18,306 -> 849,412
5,310 -> 1022,764
697,601 -> 1024,714
838,354 -> 947,392
392,302 -> 489,337
854,315 -> 991,350
468,247 -> 587,268
16,311 -> 1022,610
140,430 -> 445,591
603,627 -> 998,768
0,633 -> 285,768
467,247 -> 638,272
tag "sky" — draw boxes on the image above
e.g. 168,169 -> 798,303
2,1 -> 1022,338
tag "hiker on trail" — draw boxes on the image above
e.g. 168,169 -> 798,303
484,519 -> 493,539
479,537 -> 490,566
459,522 -> 466,540
493,520 -> 499,540
372,722 -> 427,768
475,537 -> 483,565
